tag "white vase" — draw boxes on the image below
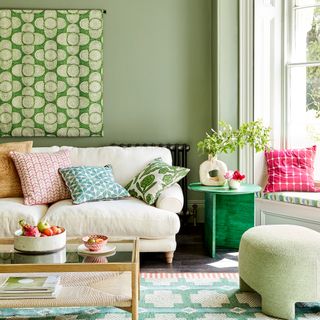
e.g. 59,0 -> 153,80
228,179 -> 240,190
199,155 -> 227,186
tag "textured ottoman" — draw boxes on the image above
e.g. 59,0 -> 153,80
239,225 -> 320,320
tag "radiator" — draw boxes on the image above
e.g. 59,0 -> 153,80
111,143 -> 190,216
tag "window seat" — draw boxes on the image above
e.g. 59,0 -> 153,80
261,192 -> 320,208
255,191 -> 320,232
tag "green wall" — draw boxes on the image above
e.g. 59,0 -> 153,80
0,0 -> 239,213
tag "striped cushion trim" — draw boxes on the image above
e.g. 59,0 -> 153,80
257,191 -> 320,208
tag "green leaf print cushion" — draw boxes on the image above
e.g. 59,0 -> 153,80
126,158 -> 190,205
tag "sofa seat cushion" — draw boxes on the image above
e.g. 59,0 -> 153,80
0,198 -> 48,237
262,191 -> 320,208
43,198 -> 180,238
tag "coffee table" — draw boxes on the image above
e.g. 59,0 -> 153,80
0,237 -> 140,320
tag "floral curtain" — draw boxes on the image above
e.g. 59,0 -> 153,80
0,9 -> 103,137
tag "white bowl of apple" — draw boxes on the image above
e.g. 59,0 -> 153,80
14,220 -> 66,254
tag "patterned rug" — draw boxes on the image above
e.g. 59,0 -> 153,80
0,273 -> 319,319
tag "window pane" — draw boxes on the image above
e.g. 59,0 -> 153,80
296,0 -> 320,6
293,6 -> 320,62
288,65 -> 320,178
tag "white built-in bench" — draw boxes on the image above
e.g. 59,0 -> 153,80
255,192 -> 320,232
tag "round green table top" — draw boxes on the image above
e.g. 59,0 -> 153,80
188,182 -> 261,195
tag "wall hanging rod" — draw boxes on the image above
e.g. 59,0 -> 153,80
0,8 -> 107,14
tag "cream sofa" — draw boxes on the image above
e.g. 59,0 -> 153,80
0,146 -> 183,263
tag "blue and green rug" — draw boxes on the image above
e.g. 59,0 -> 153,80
0,273 -> 319,319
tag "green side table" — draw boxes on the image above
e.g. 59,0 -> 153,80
188,182 -> 261,257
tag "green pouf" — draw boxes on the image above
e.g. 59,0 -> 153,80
239,225 -> 320,320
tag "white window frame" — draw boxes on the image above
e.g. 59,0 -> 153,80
239,0 -> 254,183
285,0 -> 320,144
249,0 -> 320,185
243,0 -> 283,186
285,1 -> 320,180
240,0 -> 284,185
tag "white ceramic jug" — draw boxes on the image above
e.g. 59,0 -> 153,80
199,155 -> 227,186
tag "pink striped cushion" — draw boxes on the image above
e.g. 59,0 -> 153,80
264,145 -> 317,193
10,150 -> 71,205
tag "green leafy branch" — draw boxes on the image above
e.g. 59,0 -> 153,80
197,120 -> 271,156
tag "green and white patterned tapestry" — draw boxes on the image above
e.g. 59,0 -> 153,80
0,9 -> 103,137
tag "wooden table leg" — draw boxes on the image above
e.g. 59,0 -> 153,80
204,193 -> 216,257
132,239 -> 140,320
131,265 -> 139,320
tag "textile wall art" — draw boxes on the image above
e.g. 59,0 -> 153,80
0,9 -> 104,137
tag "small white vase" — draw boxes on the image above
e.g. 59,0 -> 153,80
228,179 -> 240,190
199,155 -> 227,186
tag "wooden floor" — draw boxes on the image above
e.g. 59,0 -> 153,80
140,224 -> 239,273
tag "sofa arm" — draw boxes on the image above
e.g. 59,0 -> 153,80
155,183 -> 184,213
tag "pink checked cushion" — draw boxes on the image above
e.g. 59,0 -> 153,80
10,150 -> 71,205
264,145 -> 317,193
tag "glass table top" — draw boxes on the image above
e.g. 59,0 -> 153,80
0,239 -> 135,265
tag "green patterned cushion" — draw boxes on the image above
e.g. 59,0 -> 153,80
262,191 -> 320,208
59,166 -> 129,204
126,158 -> 190,205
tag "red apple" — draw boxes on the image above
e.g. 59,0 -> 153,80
51,226 -> 61,235
43,228 -> 53,236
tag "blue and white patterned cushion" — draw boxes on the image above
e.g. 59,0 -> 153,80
59,166 -> 129,204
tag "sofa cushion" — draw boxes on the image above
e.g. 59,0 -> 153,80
10,150 -> 72,205
126,157 -> 189,205
43,197 -> 180,238
59,166 -> 129,204
60,146 -> 172,186
264,145 -> 317,192
0,141 -> 33,198
0,198 -> 48,237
